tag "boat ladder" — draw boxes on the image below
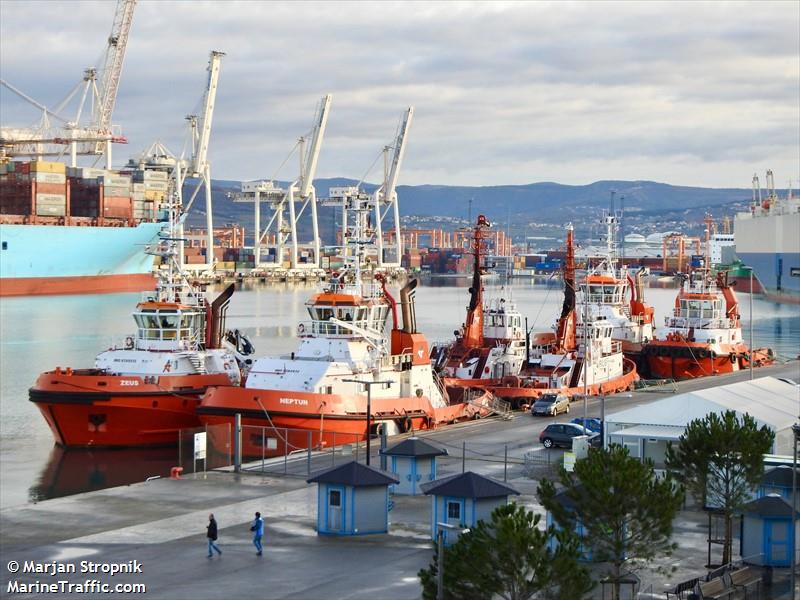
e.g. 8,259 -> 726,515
185,354 -> 207,375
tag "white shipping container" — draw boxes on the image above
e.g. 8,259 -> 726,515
36,193 -> 67,205
132,192 -> 146,201
103,185 -> 132,197
73,168 -> 109,180
132,183 -> 145,192
36,204 -> 66,216
142,170 -> 168,181
33,172 -> 67,184
99,175 -> 132,187
143,180 -> 169,191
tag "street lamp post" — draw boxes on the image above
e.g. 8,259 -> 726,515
748,268 -> 754,381
343,379 -> 392,466
792,423 -> 800,600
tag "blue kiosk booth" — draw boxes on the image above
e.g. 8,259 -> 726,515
381,437 -> 448,495
307,461 -> 399,536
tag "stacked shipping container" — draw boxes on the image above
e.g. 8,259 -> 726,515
0,160 -> 169,225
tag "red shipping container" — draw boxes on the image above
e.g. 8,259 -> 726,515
103,196 -> 131,208
35,182 -> 67,195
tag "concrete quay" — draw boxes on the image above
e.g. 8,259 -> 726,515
1,361 -> 798,600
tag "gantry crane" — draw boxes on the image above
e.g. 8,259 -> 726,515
372,107 -> 413,268
0,0 -> 136,168
180,50 -> 225,269
231,94 -> 332,272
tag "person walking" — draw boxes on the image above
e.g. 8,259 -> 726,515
207,513 -> 222,558
250,511 -> 264,556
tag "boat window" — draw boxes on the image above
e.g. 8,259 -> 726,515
338,308 -> 354,322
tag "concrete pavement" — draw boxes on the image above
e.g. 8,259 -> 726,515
2,361 -> 798,599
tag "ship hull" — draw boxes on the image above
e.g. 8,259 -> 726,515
735,209 -> 800,303
446,359 -> 638,407
642,343 -> 775,380
29,371 -> 233,447
197,386 -> 493,459
0,222 -> 163,297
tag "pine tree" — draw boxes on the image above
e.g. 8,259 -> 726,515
538,445 -> 683,599
418,502 -> 593,600
665,410 -> 774,565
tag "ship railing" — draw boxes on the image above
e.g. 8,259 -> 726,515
299,320 -> 363,338
664,316 -> 736,330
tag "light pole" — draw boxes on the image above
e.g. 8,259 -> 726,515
436,522 -> 471,600
792,423 -> 800,600
343,378 -> 392,466
748,268 -> 754,381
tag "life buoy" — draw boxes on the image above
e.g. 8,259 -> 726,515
124,336 -> 135,349
397,416 -> 412,433
729,353 -> 737,363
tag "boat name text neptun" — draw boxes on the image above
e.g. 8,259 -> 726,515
280,398 -> 309,406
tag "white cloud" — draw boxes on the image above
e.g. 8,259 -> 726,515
1,0 -> 797,187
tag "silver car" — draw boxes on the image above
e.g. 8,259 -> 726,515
531,393 -> 570,416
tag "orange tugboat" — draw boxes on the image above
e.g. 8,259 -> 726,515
29,200 -> 253,448
439,222 -> 638,407
642,268 -> 774,380
431,215 -> 526,389
197,189 -> 496,458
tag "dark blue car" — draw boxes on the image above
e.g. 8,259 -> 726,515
570,417 -> 602,433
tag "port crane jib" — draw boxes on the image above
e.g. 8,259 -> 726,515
0,0 -> 136,168
230,94 -> 332,272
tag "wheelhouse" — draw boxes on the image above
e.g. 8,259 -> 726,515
304,296 -> 390,337
132,302 -> 206,348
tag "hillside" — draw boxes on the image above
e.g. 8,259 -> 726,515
184,178 -> 757,247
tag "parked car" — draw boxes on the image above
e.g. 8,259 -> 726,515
531,393 -> 570,416
570,417 -> 602,433
539,423 -> 600,449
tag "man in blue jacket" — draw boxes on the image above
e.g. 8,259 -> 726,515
250,512 -> 264,556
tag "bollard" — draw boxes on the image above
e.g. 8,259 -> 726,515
170,466 -> 183,479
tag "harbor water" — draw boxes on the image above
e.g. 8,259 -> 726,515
1,277 -> 798,508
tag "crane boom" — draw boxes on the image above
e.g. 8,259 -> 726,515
383,106 -> 413,207
96,0 -> 136,135
192,50 -> 225,175
299,94 -> 332,198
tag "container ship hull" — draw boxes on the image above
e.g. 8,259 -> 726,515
0,222 -> 162,296
735,203 -> 800,304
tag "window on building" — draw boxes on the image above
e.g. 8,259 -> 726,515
329,489 -> 341,507
447,501 -> 461,520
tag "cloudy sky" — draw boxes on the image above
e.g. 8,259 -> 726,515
1,1 -> 798,188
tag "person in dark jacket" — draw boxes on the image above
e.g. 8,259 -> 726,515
207,513 -> 222,558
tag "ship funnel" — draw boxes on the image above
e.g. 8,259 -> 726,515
208,284 -> 235,349
399,278 -> 418,333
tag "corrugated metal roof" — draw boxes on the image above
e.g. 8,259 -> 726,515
608,424 -> 686,440
607,377 -> 799,431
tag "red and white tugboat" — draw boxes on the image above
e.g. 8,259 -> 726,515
197,190 -> 495,458
581,211 -> 655,369
481,224 -> 638,406
431,215 -> 526,388
29,198 -> 253,448
642,267 -> 774,380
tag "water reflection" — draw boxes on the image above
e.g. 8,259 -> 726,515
30,445 -> 177,503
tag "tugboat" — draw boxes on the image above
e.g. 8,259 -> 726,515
197,189 -> 496,458
581,211 -> 655,370
29,194 -> 253,447
642,267 -> 774,380
431,215 -> 526,386
479,224 -> 638,406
